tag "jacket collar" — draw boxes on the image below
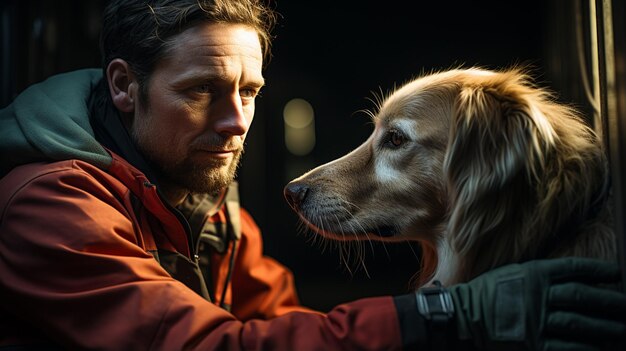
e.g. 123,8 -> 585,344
89,80 -> 160,186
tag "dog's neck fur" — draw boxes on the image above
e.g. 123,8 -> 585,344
427,237 -> 459,286
425,200 -> 615,288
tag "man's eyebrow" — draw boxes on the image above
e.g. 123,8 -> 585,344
170,71 -> 265,89
247,78 -> 266,88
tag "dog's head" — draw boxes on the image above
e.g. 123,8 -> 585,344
285,67 -> 610,284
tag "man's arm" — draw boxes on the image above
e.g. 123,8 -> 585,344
406,258 -> 626,351
230,208 -> 316,320
0,162 -> 404,350
1,162 -> 625,350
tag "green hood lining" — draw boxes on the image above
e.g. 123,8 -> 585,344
0,69 -> 112,177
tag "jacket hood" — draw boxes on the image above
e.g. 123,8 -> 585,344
0,68 -> 228,229
0,69 -> 112,177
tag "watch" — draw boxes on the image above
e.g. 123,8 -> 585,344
415,280 -> 455,351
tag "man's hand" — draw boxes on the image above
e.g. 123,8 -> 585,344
449,257 -> 626,351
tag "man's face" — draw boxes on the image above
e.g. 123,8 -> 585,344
131,22 -> 264,196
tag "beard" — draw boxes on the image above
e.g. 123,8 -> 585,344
133,130 -> 244,196
156,148 -> 243,196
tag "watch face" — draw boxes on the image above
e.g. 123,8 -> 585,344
416,283 -> 455,319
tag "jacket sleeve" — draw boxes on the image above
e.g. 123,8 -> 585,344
229,208 -> 315,320
0,164 -> 408,351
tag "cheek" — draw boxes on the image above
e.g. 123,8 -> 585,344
375,148 -> 443,197
374,156 -> 403,183
132,114 -> 161,151
332,146 -> 379,203
151,104 -> 205,142
132,109 -> 185,162
244,104 -> 255,124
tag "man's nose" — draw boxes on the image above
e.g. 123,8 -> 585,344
213,95 -> 249,136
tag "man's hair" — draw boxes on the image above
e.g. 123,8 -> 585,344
100,0 -> 277,104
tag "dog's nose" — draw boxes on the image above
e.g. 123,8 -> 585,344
284,182 -> 309,210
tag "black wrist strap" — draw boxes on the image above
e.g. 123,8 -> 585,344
415,280 -> 455,351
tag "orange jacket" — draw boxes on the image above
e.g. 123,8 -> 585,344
0,151 -> 406,350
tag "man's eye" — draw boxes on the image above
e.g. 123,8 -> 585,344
240,88 -> 258,99
383,129 -> 405,148
194,84 -> 211,94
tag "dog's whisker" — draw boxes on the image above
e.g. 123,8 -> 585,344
333,213 -> 352,267
355,108 -> 376,122
359,255 -> 371,279
379,239 -> 392,261
318,215 -> 331,253
337,206 -> 377,264
405,240 -> 421,262
286,66 -> 614,289
349,241 -> 365,278
351,241 -> 368,277
336,204 -> 366,232
339,198 -> 364,213
339,245 -> 354,276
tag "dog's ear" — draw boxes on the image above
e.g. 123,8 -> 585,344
443,75 -> 558,281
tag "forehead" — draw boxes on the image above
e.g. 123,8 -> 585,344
373,73 -> 459,142
156,22 -> 264,81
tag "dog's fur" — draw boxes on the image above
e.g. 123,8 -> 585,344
284,67 -> 616,286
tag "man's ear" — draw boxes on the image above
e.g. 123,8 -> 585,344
106,59 -> 139,113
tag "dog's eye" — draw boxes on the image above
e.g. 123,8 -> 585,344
383,129 -> 406,148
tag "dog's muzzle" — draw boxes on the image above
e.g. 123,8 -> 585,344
284,181 -> 309,211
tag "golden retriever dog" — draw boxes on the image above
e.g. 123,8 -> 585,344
284,67 -> 616,286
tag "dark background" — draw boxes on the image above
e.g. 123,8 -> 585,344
0,0 -> 599,311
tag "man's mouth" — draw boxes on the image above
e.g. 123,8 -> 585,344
196,148 -> 239,159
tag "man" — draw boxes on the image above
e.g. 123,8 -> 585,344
0,0 -> 624,350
